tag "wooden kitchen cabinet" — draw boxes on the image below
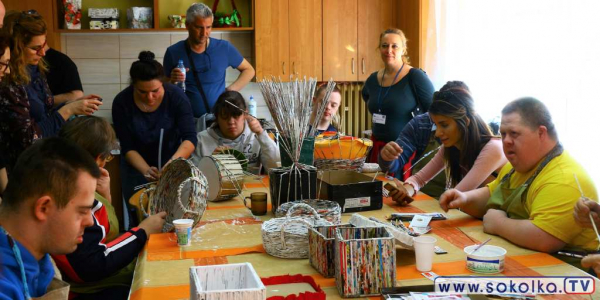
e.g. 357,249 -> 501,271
323,0 -> 393,81
254,0 -> 322,80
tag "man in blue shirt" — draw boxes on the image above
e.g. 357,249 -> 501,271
163,3 -> 255,119
0,138 -> 99,299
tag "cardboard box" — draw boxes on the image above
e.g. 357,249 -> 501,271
318,170 -> 382,213
190,263 -> 266,300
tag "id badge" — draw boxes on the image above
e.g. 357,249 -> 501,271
373,113 -> 386,125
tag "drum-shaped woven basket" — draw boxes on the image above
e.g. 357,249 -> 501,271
262,203 -> 332,259
313,135 -> 372,171
141,158 -> 208,232
275,200 -> 341,225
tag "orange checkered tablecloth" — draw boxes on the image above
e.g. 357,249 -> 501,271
128,175 -> 599,300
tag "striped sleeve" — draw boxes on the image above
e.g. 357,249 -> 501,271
52,199 -> 148,283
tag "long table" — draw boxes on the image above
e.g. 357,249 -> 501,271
128,175 -> 599,299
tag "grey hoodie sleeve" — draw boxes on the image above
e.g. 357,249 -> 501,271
256,130 -> 280,171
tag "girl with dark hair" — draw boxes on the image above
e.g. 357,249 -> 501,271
191,90 -> 279,173
390,86 -> 507,205
112,51 -> 197,203
0,10 -> 102,174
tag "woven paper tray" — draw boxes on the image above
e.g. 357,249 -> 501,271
275,199 -> 341,225
262,203 -> 332,259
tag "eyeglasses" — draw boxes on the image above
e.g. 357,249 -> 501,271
27,40 -> 47,56
0,61 -> 10,73
14,10 -> 41,25
196,51 -> 211,73
104,154 -> 114,163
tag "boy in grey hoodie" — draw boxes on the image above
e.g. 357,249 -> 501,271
192,91 -> 280,173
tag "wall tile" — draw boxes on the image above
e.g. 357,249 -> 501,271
119,34 -> 171,59
120,59 -> 137,84
66,35 -> 119,59
73,59 -> 120,84
82,84 -> 122,108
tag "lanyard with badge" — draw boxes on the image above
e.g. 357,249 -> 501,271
1,226 -> 31,299
373,63 -> 404,125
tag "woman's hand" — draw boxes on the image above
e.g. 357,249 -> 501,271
380,141 -> 403,162
246,115 -> 263,135
144,166 -> 160,181
387,178 -> 414,206
64,98 -> 103,116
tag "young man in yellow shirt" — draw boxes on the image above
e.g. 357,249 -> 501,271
440,97 -> 598,253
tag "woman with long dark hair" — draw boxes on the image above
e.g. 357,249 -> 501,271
389,84 -> 507,205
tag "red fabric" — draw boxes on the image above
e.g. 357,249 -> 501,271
402,151 -> 417,180
367,135 -> 386,163
262,274 -> 326,300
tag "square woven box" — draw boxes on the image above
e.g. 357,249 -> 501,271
189,263 -> 266,300
334,227 -> 396,297
308,224 -> 351,278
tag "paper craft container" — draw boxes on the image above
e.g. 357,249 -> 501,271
334,227 -> 396,297
280,137 -> 315,167
262,203 -> 332,259
275,199 -> 341,225
269,165 -> 317,213
308,224 -> 351,278
318,170 -> 383,213
313,135 -> 372,171
190,263 -> 266,300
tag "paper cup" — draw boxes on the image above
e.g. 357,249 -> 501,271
173,219 -> 194,247
414,236 -> 437,272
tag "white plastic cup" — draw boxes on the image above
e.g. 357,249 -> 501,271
173,219 -> 194,247
414,236 -> 437,272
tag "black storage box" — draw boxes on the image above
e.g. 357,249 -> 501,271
318,170 -> 382,213
269,165 -> 317,213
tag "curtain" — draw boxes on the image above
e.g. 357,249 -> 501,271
422,0 -> 600,185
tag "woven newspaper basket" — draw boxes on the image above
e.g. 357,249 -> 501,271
275,199 -> 342,225
140,158 -> 208,232
334,226 -> 396,297
262,203 -> 332,259
313,134 -> 373,171
308,223 -> 352,278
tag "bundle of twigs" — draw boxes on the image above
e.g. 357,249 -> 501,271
259,77 -> 336,165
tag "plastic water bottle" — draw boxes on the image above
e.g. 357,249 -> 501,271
176,59 -> 186,92
248,95 -> 257,117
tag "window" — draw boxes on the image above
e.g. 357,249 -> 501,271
424,0 -> 600,185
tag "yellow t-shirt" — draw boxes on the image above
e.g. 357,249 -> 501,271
487,150 -> 599,251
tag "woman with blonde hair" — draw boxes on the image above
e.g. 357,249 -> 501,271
361,28 -> 434,163
0,10 -> 101,173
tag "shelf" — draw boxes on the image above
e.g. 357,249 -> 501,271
55,0 -> 254,32
56,27 -> 254,33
